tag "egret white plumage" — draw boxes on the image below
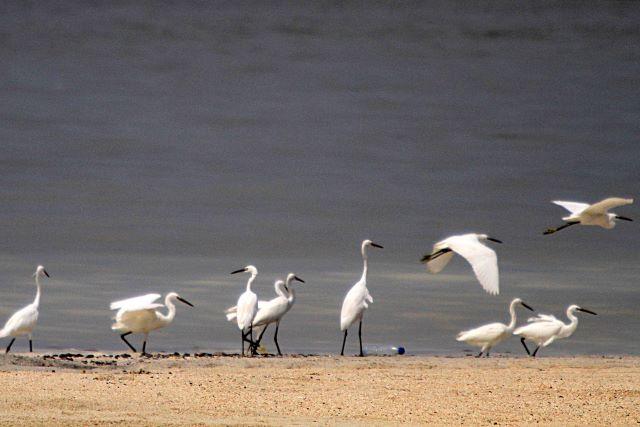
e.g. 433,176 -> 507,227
227,273 -> 305,355
513,304 -> 597,357
110,292 -> 194,354
456,298 -> 534,357
544,197 -> 633,235
421,233 -> 502,295
340,239 -> 383,356
0,265 -> 49,353
228,265 -> 259,356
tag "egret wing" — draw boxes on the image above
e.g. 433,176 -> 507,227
527,314 -> 558,323
0,305 -> 38,337
583,197 -> 633,215
425,245 -> 454,274
457,322 -> 505,342
110,293 -> 162,311
552,201 -> 590,215
447,235 -> 499,295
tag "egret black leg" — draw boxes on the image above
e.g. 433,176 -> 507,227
476,351 -> 483,358
5,338 -> 15,354
544,221 -> 579,235
142,341 -> 147,355
29,339 -> 33,353
241,330 -> 244,357
358,320 -> 364,357
120,332 -> 137,352
532,346 -> 540,357
485,351 -> 490,358
520,337 -> 530,356
274,322 -> 282,356
254,325 -> 268,349
340,330 -> 348,356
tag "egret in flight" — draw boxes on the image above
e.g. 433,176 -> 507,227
513,304 -> 597,357
228,265 -> 259,357
544,197 -> 633,235
227,273 -> 305,356
110,292 -> 194,354
421,233 -> 502,295
0,265 -> 50,353
340,239 -> 383,357
456,298 -> 534,357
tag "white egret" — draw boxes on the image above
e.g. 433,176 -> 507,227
110,292 -> 194,354
0,265 -> 50,353
226,273 -> 305,355
513,304 -> 597,357
544,197 -> 633,235
421,233 -> 502,295
340,239 -> 383,357
228,265 -> 259,357
456,298 -> 534,357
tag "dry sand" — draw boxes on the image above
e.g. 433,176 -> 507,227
0,352 -> 638,425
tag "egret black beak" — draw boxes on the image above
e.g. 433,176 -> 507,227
487,237 -> 503,244
577,307 -> 597,315
44,270 -> 50,278
230,268 -> 245,275
371,242 -> 384,249
177,296 -> 194,307
616,215 -> 633,222
294,276 -> 305,283
521,302 -> 534,311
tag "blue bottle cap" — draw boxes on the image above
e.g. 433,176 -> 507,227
397,346 -> 405,355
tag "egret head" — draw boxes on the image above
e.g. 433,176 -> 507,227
34,265 -> 50,278
362,239 -> 384,250
512,297 -> 534,311
478,234 -> 503,244
231,265 -> 258,276
285,273 -> 305,286
167,292 -> 194,307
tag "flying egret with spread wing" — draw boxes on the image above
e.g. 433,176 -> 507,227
421,233 -> 502,295
340,239 -> 383,357
110,292 -> 194,354
513,304 -> 597,357
0,265 -> 50,353
544,197 -> 633,235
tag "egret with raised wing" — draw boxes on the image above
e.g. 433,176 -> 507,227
544,197 -> 633,235
513,304 -> 597,357
0,265 -> 50,353
456,298 -> 534,357
421,233 -> 502,295
110,292 -> 194,354
340,239 -> 383,356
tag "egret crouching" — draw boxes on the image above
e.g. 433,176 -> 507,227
110,292 -> 194,354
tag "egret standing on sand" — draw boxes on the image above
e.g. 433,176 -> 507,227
421,233 -> 502,295
544,197 -> 633,235
228,265 -> 259,357
513,304 -> 597,357
456,298 -> 534,357
227,273 -> 305,356
0,265 -> 49,353
110,292 -> 194,354
340,239 -> 383,357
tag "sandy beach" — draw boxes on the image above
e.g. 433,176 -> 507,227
0,353 -> 637,425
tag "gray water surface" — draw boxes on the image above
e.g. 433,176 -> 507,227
0,2 -> 638,355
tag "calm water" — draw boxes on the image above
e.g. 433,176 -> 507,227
0,2 -> 638,355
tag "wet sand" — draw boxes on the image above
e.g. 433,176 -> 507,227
0,353 -> 638,425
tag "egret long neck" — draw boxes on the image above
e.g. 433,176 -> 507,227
506,300 -> 518,330
562,308 -> 579,336
33,275 -> 42,307
360,244 -> 368,282
246,272 -> 257,292
275,282 -> 287,299
159,295 -> 177,324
